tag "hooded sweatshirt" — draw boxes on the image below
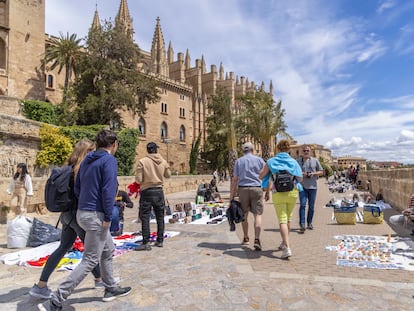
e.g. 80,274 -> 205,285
74,149 -> 118,222
135,153 -> 171,191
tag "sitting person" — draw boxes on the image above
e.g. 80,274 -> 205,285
209,177 -> 221,200
376,189 -> 384,201
110,189 -> 134,236
389,194 -> 414,234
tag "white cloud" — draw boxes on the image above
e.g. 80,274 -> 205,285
377,1 -> 396,14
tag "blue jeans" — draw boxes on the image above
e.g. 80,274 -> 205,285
299,189 -> 317,226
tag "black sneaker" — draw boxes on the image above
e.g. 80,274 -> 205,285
154,241 -> 163,247
134,243 -> 151,251
102,286 -> 132,302
253,239 -> 262,251
308,223 -> 314,230
300,224 -> 306,233
36,300 -> 62,311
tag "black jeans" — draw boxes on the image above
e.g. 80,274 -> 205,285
39,210 -> 101,282
139,187 -> 165,244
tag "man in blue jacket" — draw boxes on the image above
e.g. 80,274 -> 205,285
47,130 -> 131,310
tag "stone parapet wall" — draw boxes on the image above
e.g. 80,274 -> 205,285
0,97 -> 24,116
0,174 -> 212,211
0,114 -> 41,178
358,168 -> 414,212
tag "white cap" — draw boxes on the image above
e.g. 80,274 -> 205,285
242,142 -> 254,151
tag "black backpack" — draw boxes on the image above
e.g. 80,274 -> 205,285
272,170 -> 295,192
44,165 -> 75,212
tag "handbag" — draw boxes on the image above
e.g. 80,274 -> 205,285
363,204 -> 383,224
334,203 -> 357,225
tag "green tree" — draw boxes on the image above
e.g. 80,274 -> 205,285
115,128 -> 140,175
45,32 -> 83,102
203,87 -> 237,176
236,91 -> 290,161
189,133 -> 202,174
72,21 -> 159,127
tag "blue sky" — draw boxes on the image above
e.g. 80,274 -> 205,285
46,0 -> 414,163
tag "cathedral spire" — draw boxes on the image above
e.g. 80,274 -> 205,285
167,41 -> 174,64
91,6 -> 101,31
150,17 -> 169,76
185,49 -> 191,70
115,0 -> 134,39
219,62 -> 224,80
201,55 -> 206,74
269,80 -> 274,96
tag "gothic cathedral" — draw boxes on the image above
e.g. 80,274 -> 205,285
0,0 -> 273,174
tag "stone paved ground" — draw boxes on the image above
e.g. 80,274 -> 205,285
0,179 -> 413,311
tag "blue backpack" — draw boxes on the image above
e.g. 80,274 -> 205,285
44,165 -> 75,213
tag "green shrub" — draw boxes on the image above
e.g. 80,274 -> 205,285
60,124 -> 106,144
36,124 -> 73,168
115,128 -> 140,176
21,100 -> 59,125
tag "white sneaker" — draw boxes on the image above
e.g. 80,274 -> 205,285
281,247 -> 292,259
278,242 -> 287,251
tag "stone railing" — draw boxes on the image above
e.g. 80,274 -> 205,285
0,174 -> 212,212
358,168 -> 414,212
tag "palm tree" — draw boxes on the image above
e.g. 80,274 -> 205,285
236,91 -> 290,161
45,32 -> 83,101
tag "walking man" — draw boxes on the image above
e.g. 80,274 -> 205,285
135,142 -> 171,249
230,142 -> 265,251
46,130 -> 131,311
297,145 -> 323,232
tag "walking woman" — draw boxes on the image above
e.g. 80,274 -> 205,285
259,140 -> 303,259
29,139 -> 105,299
7,163 -> 33,215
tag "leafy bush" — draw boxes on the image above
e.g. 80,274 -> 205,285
36,124 -> 73,168
60,124 -> 106,144
21,100 -> 59,125
116,128 -> 140,176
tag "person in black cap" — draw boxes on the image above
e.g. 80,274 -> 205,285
134,142 -> 171,249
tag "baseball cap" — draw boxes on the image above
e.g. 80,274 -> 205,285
242,142 -> 254,151
146,142 -> 159,151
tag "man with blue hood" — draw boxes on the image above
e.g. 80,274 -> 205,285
47,129 -> 132,311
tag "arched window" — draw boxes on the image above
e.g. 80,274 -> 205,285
160,122 -> 168,139
179,125 -> 185,141
47,74 -> 54,88
138,117 -> 146,136
161,102 -> 167,114
0,38 -> 6,69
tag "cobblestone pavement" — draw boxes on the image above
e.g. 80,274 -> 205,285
0,179 -> 413,311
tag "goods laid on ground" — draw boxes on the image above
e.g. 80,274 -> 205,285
326,234 -> 414,271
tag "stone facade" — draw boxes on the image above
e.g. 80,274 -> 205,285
0,0 -> 45,99
358,168 -> 414,212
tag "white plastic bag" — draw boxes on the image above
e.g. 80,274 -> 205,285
7,216 -> 33,248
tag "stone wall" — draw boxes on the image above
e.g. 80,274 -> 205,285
358,168 -> 414,212
0,174 -> 212,212
0,114 -> 41,177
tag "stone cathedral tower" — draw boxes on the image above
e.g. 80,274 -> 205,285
0,0 -> 45,99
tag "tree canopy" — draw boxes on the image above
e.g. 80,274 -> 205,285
69,21 -> 160,128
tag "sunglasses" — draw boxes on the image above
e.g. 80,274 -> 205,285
303,150 -> 310,152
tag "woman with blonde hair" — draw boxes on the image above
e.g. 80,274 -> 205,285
29,139 -> 106,299
259,139 -> 303,259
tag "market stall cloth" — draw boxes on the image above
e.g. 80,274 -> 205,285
326,234 -> 414,271
0,231 -> 180,270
